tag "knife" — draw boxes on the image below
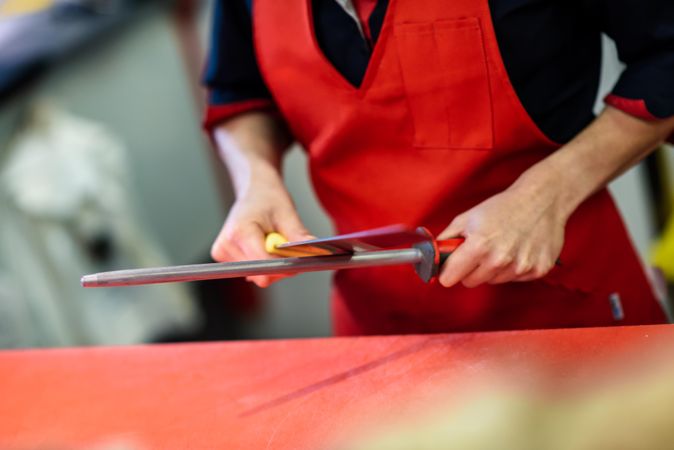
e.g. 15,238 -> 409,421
80,225 -> 464,288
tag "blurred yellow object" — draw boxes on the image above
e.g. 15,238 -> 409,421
340,363 -> 674,450
651,146 -> 674,282
653,215 -> 674,281
0,0 -> 53,17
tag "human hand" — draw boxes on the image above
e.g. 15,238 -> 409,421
211,174 -> 313,288
437,181 -> 567,288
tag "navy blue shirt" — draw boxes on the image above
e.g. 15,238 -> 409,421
203,0 -> 674,143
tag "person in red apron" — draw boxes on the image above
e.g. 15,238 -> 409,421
203,0 -> 674,334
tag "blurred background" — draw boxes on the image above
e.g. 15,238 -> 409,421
0,0 -> 672,349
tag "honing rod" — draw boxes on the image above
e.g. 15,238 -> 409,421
81,248 -> 428,288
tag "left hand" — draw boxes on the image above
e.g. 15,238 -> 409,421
437,180 -> 567,288
437,106 -> 674,289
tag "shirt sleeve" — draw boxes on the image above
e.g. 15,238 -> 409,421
593,0 -> 674,123
202,0 -> 275,132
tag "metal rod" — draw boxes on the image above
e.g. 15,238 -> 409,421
81,248 -> 423,288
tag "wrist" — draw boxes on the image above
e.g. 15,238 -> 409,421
510,159 -> 578,223
232,159 -> 286,199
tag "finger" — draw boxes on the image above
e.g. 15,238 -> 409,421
437,214 -> 467,240
512,271 -> 537,282
211,225 -> 245,263
237,226 -> 304,287
489,258 -> 533,284
247,274 -> 282,288
246,274 -> 288,288
213,230 -> 276,288
211,240 -> 240,262
268,210 -> 313,283
438,239 -> 483,288
513,259 -> 554,282
232,220 -> 307,288
462,250 -> 514,287
236,225 -> 270,259
247,273 -> 291,285
460,264 -> 496,288
273,209 -> 314,241
234,224 -> 279,288
488,264 -> 518,284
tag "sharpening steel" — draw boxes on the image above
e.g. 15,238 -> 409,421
81,226 -> 464,288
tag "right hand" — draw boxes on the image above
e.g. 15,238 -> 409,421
211,177 -> 313,288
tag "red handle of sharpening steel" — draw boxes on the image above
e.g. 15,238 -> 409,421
437,238 -> 465,266
434,237 -> 562,268
415,229 -> 561,284
412,236 -> 465,283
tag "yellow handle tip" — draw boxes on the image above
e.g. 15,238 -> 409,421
265,232 -> 289,256
265,232 -> 331,257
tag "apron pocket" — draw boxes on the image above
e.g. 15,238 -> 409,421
395,18 -> 493,150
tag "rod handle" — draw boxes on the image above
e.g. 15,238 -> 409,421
437,238 -> 465,266
435,237 -> 562,268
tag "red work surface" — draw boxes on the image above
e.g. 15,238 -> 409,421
1,325 -> 673,449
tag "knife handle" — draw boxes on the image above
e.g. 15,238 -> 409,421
265,233 -> 332,257
265,233 -> 310,257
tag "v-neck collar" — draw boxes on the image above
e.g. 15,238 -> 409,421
333,0 -> 367,38
306,0 -> 394,92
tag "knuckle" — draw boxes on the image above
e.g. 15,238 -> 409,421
225,223 -> 260,245
222,226 -> 241,243
514,267 -> 528,277
490,251 -> 512,268
514,260 -> 533,276
470,238 -> 489,256
288,227 -> 310,239
273,208 -> 300,224
532,263 -> 551,278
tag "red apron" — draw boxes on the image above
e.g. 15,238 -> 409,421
253,0 -> 668,334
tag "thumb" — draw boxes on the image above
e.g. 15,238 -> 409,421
437,213 -> 467,240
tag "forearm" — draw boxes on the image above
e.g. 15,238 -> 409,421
514,106 -> 674,219
209,111 -> 309,283
438,107 -> 674,287
212,111 -> 293,197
